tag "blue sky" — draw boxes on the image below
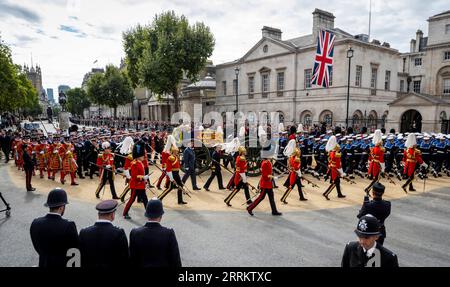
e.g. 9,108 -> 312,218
0,0 -> 449,94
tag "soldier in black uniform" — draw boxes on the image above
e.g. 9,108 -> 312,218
341,215 -> 399,268
79,200 -> 129,267
86,138 -> 99,179
357,182 -> 391,245
75,138 -> 85,179
30,188 -> 79,267
129,198 -> 182,267
22,142 -> 36,191
203,144 -> 225,191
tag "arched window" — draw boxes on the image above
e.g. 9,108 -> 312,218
368,110 -> 378,131
352,110 -> 363,129
319,110 -> 333,127
299,110 -> 313,127
277,111 -> 285,123
440,111 -> 447,122
381,111 -> 389,128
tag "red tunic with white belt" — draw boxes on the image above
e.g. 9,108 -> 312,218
96,153 -> 115,174
234,155 -> 247,186
368,145 -> 385,177
328,150 -> 342,181
259,159 -> 273,189
129,159 -> 145,189
289,155 -> 301,186
166,154 -> 180,172
403,148 -> 423,177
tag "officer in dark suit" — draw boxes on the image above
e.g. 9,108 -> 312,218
341,215 -> 398,268
129,198 -> 182,267
79,200 -> 129,267
182,140 -> 201,190
357,182 -> 391,245
30,188 -> 79,267
203,144 -> 225,191
75,138 -> 85,179
22,143 -> 36,191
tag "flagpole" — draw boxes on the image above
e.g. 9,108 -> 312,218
368,0 -> 372,42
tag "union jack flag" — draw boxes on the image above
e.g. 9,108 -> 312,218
311,30 -> 336,88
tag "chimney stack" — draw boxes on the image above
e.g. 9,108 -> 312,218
415,29 -> 423,52
262,26 -> 282,40
312,9 -> 335,40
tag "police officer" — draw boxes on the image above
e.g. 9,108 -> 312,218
79,200 -> 129,267
341,215 -> 399,268
129,198 -> 182,267
357,182 -> 391,245
30,188 -> 79,267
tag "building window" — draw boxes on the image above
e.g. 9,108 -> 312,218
445,51 -> 450,61
444,79 -> 450,95
263,45 -> 268,53
304,69 -> 312,89
446,24 -> 450,34
371,67 -> 378,90
329,69 -> 333,86
222,81 -> 227,96
413,80 -> 421,93
355,65 -> 362,87
385,70 -> 391,91
414,58 -> 422,66
233,79 -> 237,95
277,72 -> 285,96
400,80 -> 405,92
248,76 -> 255,99
262,74 -> 269,98
304,114 -> 312,126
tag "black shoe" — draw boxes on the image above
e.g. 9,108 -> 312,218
282,200 -> 288,205
203,187 -> 210,191
409,188 -> 416,192
219,187 -> 226,190
273,185 -> 279,189
224,200 -> 232,207
79,176 -> 85,179
124,215 -> 131,220
120,197 -> 125,203
112,196 -> 120,200
272,212 -> 282,216
95,194 -> 100,199
247,209 -> 254,216
193,188 -> 201,191
338,194 -> 346,198
71,182 -> 79,186
178,201 -> 188,205
401,185 -> 408,194
300,198 -> 308,201
323,193 -> 330,201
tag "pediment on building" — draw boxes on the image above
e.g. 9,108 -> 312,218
242,37 -> 295,62
389,92 -> 450,107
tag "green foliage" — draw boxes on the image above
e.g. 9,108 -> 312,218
66,87 -> 91,117
122,11 -> 215,112
0,35 -> 39,114
86,65 -> 134,118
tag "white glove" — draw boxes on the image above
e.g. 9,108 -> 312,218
124,170 -> 131,179
167,171 -> 174,181
240,173 -> 247,183
185,167 -> 189,171
296,170 -> 302,178
143,175 -> 149,181
421,163 -> 428,169
381,162 -> 386,172
338,168 -> 345,177
106,165 -> 111,169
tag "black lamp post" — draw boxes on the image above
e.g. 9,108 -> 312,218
234,66 -> 240,137
345,46 -> 354,130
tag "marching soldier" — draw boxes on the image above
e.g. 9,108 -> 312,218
247,142 -> 282,216
118,136 -> 134,202
79,200 -> 129,267
60,142 -> 79,186
157,143 -> 187,205
341,215 -> 398,268
281,139 -> 307,204
357,182 -> 391,246
156,135 -> 173,190
322,136 -> 346,200
401,133 -> 428,193
35,137 -> 47,179
224,146 -> 252,207
123,142 -> 150,219
203,144 -> 225,191
95,141 -> 119,199
364,130 -> 385,194
383,135 -> 396,177
74,138 -> 85,179
182,139 -> 201,190
30,188 -> 79,267
48,136 -> 61,181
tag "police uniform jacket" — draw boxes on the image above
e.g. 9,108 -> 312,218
341,241 -> 399,268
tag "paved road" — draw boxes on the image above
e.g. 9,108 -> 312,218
0,161 -> 449,267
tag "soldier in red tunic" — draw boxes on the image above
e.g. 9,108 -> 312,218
48,136 -> 62,180
157,144 -> 187,204
365,130 -> 386,194
247,143 -> 282,216
35,137 -> 48,179
117,136 -> 134,202
401,133 -> 428,193
156,135 -> 175,190
224,146 -> 252,207
123,142 -> 149,219
60,142 -> 78,185
281,139 -> 307,204
95,141 -> 119,199
323,136 -> 346,200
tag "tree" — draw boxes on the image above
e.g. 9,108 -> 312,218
66,87 -> 91,117
123,11 -> 215,113
86,65 -> 134,118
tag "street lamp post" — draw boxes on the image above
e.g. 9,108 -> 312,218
345,46 -> 354,130
234,66 -> 240,137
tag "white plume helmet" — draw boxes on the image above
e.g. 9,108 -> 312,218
372,130 -> 383,146
119,136 -> 134,154
223,137 -> 241,154
278,122 -> 285,132
283,139 -> 297,157
325,136 -> 337,152
163,135 -> 177,153
102,141 -> 111,150
405,133 -> 417,148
